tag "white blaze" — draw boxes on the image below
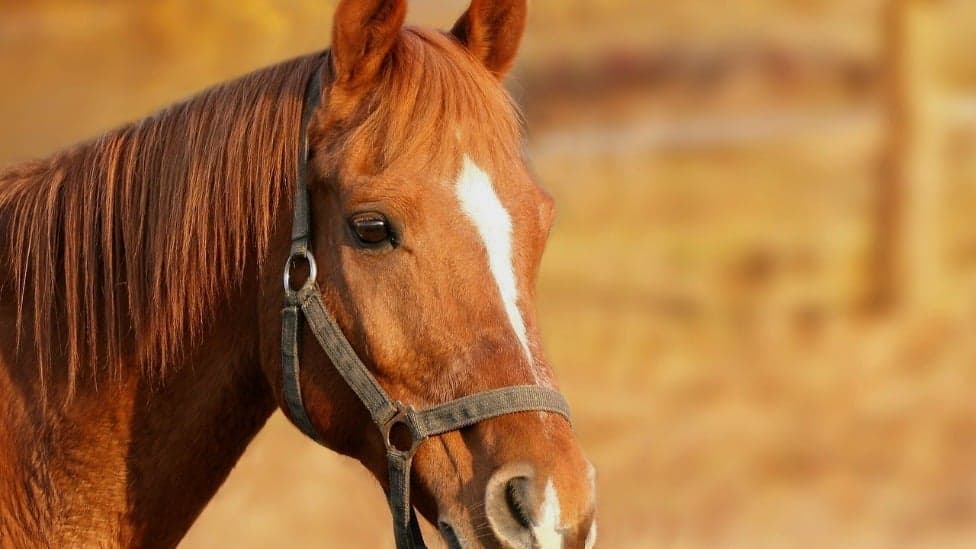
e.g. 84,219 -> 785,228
455,156 -> 532,362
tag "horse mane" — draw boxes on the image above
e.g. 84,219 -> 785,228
0,53 -> 322,396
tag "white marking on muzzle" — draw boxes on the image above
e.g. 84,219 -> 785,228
585,521 -> 598,549
585,462 -> 598,548
455,156 -> 533,363
533,479 -> 563,548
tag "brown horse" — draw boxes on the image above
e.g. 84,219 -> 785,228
0,1 -> 595,547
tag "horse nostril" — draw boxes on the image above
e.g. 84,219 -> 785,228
486,466 -> 538,546
505,476 -> 536,529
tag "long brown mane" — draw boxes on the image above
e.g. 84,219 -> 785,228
0,53 -> 321,397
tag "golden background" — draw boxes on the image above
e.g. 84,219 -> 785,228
2,0 -> 976,547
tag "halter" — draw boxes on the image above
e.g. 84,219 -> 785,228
280,59 -> 572,549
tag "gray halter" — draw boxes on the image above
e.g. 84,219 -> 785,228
280,58 -> 572,549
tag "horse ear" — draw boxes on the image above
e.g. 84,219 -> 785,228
331,0 -> 407,89
451,0 -> 527,78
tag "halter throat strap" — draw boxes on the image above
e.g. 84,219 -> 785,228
280,58 -> 572,549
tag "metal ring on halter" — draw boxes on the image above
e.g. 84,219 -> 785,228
381,402 -> 425,458
284,250 -> 318,298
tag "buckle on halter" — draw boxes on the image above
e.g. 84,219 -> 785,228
381,402 -> 424,458
283,249 -> 318,298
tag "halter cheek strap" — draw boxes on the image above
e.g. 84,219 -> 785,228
281,59 -> 572,549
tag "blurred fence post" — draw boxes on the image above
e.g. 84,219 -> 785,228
872,0 -> 948,312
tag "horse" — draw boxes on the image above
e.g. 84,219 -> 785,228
0,1 -> 596,547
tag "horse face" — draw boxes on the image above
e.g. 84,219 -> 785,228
289,2 -> 596,547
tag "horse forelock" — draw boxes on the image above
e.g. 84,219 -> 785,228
324,27 -> 524,175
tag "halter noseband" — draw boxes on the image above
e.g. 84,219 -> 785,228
280,58 -> 572,549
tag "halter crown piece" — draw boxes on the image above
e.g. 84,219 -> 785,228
280,56 -> 573,548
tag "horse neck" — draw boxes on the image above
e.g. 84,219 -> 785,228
0,256 -> 277,547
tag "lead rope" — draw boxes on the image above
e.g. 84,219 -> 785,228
281,58 -> 572,549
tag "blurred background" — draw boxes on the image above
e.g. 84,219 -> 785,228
2,0 -> 976,547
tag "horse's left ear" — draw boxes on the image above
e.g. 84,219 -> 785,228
451,0 -> 527,78
331,0 -> 407,89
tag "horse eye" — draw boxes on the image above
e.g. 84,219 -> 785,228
349,213 -> 392,245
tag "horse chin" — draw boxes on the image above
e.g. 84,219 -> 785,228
438,520 -> 467,549
434,515 -> 527,549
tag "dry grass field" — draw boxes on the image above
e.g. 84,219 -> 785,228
3,1 -> 976,547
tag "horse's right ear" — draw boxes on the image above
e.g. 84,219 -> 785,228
331,0 -> 407,89
451,0 -> 527,78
